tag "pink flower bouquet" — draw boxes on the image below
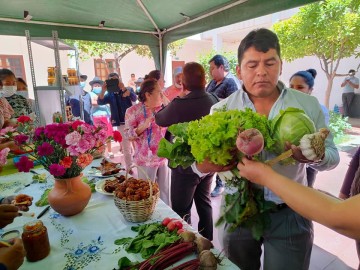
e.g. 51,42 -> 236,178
0,119 -> 112,178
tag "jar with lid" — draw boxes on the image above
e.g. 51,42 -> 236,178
22,220 -> 50,262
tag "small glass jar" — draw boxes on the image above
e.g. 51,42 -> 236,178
52,112 -> 63,123
22,220 -> 50,262
47,77 -> 56,86
47,67 -> 55,77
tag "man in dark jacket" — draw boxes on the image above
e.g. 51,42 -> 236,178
97,72 -> 137,170
155,62 -> 219,240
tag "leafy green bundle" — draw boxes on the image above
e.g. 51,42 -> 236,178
158,108 -> 274,168
114,222 -> 180,260
157,108 -> 276,239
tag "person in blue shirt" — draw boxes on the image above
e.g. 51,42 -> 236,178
97,73 -> 137,169
89,77 -> 113,157
67,74 -> 93,125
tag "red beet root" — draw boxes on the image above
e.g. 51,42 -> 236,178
236,128 -> 264,156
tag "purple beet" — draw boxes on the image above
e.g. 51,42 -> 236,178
236,128 -> 264,156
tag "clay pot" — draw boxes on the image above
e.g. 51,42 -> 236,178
48,174 -> 91,216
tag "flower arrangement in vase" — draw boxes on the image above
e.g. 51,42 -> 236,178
0,117 -> 122,216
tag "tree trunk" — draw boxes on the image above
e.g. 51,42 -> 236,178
324,75 -> 335,109
114,53 -> 122,79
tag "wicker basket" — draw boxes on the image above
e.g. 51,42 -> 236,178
113,166 -> 159,222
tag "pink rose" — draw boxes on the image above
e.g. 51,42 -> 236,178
0,148 -> 10,166
65,131 -> 82,146
0,126 -> 16,136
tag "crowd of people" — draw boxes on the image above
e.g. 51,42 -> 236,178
1,27 -> 360,270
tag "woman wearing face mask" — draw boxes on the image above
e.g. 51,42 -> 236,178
124,79 -> 170,206
89,77 -> 113,157
289,69 -> 329,188
0,69 -> 32,118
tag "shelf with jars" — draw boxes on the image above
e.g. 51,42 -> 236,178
25,30 -> 82,126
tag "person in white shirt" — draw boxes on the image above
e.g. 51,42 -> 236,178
341,69 -> 359,117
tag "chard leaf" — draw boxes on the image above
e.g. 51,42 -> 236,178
153,233 -> 166,245
141,246 -> 157,259
117,257 -> 136,269
126,235 -> 149,253
114,237 -> 132,246
144,224 -> 159,236
142,240 -> 155,249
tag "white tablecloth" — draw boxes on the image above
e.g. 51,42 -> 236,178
0,160 -> 239,270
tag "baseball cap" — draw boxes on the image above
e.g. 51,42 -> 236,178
173,67 -> 183,76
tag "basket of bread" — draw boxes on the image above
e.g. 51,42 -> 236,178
113,166 -> 160,222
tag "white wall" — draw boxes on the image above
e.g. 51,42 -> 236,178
0,35 -> 73,98
77,50 -> 155,91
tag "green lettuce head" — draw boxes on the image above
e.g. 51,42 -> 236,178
271,107 -> 316,154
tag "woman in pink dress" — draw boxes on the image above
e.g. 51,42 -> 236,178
124,79 -> 170,205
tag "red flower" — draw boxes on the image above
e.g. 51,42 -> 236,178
71,120 -> 84,130
113,130 -> 122,143
15,156 -> 34,172
59,156 -> 72,168
17,115 -> 32,123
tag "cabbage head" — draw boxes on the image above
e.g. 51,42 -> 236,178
271,107 -> 316,154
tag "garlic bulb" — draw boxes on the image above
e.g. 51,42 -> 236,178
299,128 -> 329,161
266,128 -> 330,166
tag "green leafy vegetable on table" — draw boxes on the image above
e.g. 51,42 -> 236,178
114,222 -> 181,269
35,188 -> 51,207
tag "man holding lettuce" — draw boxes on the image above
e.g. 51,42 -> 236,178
194,28 -> 340,270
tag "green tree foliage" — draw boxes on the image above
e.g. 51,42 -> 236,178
272,0 -> 360,108
66,39 -> 185,76
197,50 -> 238,83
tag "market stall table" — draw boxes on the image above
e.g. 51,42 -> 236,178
0,160 -> 239,270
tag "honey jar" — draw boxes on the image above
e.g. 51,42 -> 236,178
47,67 -> 55,77
22,220 -> 50,262
47,77 -> 56,86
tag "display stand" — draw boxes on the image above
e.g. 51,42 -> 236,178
25,30 -> 82,126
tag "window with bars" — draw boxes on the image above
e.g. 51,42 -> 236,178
94,59 -> 120,81
0,55 -> 27,82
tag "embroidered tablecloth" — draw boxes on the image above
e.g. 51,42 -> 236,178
0,160 -> 239,270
